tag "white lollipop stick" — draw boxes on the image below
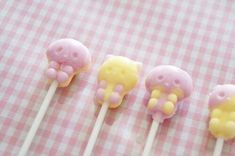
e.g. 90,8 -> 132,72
18,81 -> 58,156
213,138 -> 224,156
142,120 -> 159,156
83,102 -> 109,156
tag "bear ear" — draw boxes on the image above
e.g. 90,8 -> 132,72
135,62 -> 142,72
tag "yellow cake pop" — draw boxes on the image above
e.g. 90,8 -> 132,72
208,84 -> 235,140
95,55 -> 142,108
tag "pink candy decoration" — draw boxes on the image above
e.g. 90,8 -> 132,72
96,88 -> 105,101
46,68 -> 57,79
208,84 -> 235,108
95,82 -> 122,106
109,92 -> 120,104
57,71 -> 69,83
61,65 -> 74,75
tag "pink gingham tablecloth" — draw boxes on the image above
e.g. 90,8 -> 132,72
0,0 -> 235,155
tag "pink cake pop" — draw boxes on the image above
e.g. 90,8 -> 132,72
46,38 -> 91,87
18,39 -> 91,156
145,65 -> 193,122
142,65 -> 193,156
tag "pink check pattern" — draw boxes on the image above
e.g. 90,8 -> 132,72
0,0 -> 235,156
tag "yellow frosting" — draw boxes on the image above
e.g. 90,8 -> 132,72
147,88 -> 180,115
209,96 -> 235,140
97,55 -> 141,108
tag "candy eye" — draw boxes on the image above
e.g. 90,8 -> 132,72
56,47 -> 63,52
174,79 -> 180,85
158,75 -> 163,80
72,52 -> 78,57
218,92 -> 225,98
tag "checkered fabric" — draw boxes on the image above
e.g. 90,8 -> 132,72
0,0 -> 235,155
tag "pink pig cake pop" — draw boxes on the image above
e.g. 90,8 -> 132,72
142,65 -> 193,156
145,65 -> 193,122
46,38 -> 91,87
18,39 -> 91,156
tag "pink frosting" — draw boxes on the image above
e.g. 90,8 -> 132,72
208,84 -> 235,108
95,80 -> 124,105
47,38 -> 91,70
145,65 -> 193,98
46,39 -> 91,83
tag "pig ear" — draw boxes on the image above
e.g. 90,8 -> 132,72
135,62 -> 142,72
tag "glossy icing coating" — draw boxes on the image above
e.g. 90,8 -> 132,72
208,84 -> 235,140
46,38 -> 91,87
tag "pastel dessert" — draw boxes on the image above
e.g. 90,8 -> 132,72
145,65 -> 193,122
46,38 -> 91,87
95,55 -> 142,108
208,84 -> 235,140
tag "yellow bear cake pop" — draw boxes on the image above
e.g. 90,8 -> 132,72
95,55 -> 142,108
